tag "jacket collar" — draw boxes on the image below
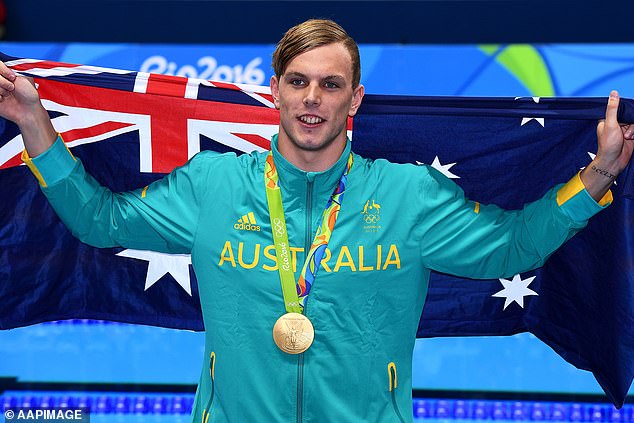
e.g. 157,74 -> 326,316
270,134 -> 352,199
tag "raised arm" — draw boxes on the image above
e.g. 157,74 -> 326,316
580,91 -> 634,200
418,92 -> 630,279
0,61 -> 57,156
0,60 -> 206,255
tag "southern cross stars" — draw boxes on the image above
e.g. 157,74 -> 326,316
492,274 -> 538,310
516,97 -> 545,127
417,156 -> 460,179
116,249 -> 193,296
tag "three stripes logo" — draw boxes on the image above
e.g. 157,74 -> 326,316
234,212 -> 261,232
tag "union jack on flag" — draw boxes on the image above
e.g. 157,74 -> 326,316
0,57 -> 282,173
0,54 -> 632,407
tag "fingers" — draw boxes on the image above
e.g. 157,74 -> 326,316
605,90 -> 620,125
624,124 -> 634,140
0,60 -> 16,80
0,82 -> 14,100
0,62 -> 17,103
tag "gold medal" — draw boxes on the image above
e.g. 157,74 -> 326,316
272,312 -> 315,354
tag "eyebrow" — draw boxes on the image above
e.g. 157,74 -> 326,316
284,72 -> 347,85
284,71 -> 307,79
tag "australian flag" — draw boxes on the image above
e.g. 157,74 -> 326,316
0,55 -> 632,408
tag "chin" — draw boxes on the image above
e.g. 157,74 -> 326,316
293,137 -> 334,152
280,123 -> 343,153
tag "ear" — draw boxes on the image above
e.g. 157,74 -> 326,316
348,84 -> 365,117
270,75 -> 281,109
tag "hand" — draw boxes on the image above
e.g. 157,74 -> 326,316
594,91 -> 634,176
580,91 -> 634,201
0,62 -> 42,126
0,61 -> 57,157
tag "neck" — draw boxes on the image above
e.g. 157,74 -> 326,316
277,137 -> 347,173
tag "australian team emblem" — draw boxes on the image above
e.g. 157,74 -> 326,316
362,199 -> 382,232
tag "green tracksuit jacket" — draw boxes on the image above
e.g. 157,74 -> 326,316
25,134 -> 610,423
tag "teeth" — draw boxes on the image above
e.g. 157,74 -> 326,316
300,116 -> 323,124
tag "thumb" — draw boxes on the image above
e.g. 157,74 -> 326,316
605,90 -> 620,126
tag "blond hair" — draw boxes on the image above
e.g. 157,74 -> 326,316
272,19 -> 361,88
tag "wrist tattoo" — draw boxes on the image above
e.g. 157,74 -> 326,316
591,165 -> 616,180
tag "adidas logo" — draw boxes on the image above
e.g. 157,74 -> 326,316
234,212 -> 261,232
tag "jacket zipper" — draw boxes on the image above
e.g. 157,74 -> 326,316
202,352 -> 216,423
297,353 -> 304,423
296,178 -> 313,423
388,362 -> 405,423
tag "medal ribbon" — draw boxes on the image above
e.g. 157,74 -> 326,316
265,151 -> 353,313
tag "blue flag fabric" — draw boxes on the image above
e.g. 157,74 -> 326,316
0,55 -> 632,407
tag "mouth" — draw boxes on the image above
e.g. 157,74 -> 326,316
298,115 -> 325,125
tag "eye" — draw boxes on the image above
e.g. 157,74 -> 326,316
290,79 -> 306,87
324,81 -> 339,89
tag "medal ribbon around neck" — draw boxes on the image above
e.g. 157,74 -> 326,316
264,151 -> 353,313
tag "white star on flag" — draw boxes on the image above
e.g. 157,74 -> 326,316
417,156 -> 460,179
492,274 -> 538,310
516,97 -> 545,127
514,96 -> 542,103
116,249 -> 193,296
521,117 -> 545,127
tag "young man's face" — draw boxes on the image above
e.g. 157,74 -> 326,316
271,42 -> 364,167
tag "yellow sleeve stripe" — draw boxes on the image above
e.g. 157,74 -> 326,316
598,189 -> 613,207
557,172 -> 612,207
473,201 -> 480,214
210,351 -> 216,380
141,186 -> 149,198
21,134 -> 76,188
21,149 -> 47,188
388,362 -> 397,391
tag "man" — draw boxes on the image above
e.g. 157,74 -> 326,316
0,19 -> 632,423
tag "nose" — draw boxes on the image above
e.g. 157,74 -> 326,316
303,83 -> 321,106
